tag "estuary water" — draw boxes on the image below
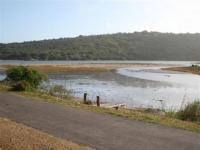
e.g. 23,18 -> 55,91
0,60 -> 200,110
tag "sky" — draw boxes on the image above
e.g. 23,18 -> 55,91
1,0 -> 200,43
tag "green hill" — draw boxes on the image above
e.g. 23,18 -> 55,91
1,31 -> 200,60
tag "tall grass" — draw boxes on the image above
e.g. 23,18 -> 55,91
176,101 -> 200,122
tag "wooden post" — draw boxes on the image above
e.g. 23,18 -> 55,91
83,93 -> 87,104
96,96 -> 100,107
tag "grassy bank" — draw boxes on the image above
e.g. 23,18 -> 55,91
0,84 -> 199,133
0,64 -> 109,73
0,117 -> 92,150
163,65 -> 200,75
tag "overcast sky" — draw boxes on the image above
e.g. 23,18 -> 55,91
1,0 -> 200,43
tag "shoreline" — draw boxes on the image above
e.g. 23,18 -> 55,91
162,66 -> 200,75
0,63 -> 161,73
0,83 -> 199,132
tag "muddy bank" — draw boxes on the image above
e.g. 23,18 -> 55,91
0,63 -> 160,73
163,66 -> 200,75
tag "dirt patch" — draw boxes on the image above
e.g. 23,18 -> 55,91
0,117 -> 93,150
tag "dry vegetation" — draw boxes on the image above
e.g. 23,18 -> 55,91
163,65 -> 200,75
0,117 -> 93,150
0,63 -> 152,73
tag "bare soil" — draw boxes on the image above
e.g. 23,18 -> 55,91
0,118 -> 92,150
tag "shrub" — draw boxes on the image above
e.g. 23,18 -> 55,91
6,66 -> 47,90
176,101 -> 200,122
12,80 -> 32,91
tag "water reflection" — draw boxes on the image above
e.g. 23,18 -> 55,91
0,61 -> 200,110
50,67 -> 200,110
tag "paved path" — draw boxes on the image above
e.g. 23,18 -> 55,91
0,92 -> 199,150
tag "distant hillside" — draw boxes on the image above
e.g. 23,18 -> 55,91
1,31 -> 200,60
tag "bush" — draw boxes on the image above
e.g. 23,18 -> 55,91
12,80 -> 32,91
176,101 -> 200,122
6,66 -> 47,90
49,85 -> 72,99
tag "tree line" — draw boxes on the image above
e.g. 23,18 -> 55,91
1,31 -> 200,60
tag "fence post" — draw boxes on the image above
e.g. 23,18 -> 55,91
84,93 -> 87,104
96,96 -> 100,107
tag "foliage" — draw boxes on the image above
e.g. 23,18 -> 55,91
176,101 -> 200,122
1,32 -> 200,60
6,66 -> 47,90
49,85 -> 72,99
12,80 -> 31,91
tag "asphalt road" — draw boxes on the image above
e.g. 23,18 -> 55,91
0,92 -> 199,150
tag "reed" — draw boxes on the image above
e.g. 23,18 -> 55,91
176,101 -> 200,122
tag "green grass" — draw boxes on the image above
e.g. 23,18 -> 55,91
176,101 -> 200,122
0,83 -> 10,91
0,83 -> 200,132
